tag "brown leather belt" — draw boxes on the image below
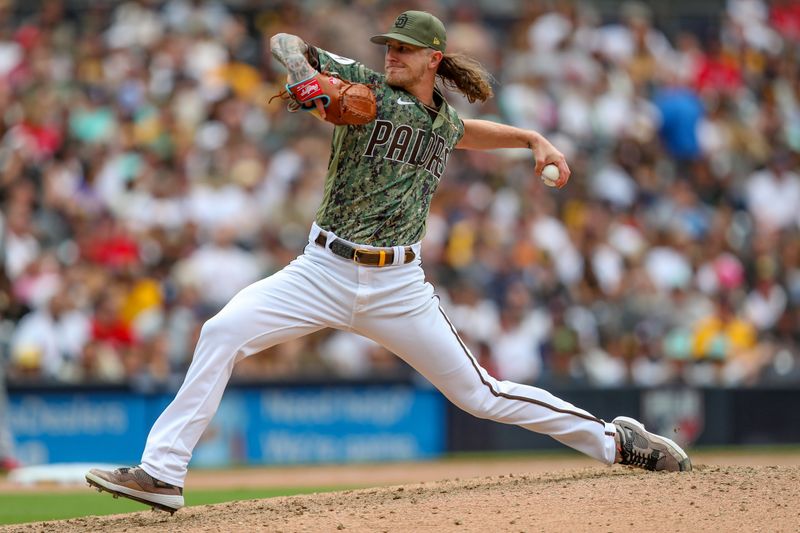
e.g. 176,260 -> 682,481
314,232 -> 415,267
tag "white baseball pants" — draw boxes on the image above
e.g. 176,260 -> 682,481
141,223 -> 617,486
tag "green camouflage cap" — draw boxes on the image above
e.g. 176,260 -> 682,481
370,11 -> 446,52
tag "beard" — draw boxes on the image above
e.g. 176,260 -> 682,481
385,62 -> 426,89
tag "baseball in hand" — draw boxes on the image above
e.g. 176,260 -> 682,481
541,164 -> 559,187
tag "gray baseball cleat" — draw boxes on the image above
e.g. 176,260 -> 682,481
613,416 -> 692,472
86,466 -> 184,513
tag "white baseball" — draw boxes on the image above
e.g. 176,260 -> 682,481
541,164 -> 559,187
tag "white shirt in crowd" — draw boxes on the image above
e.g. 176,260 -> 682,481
745,168 -> 800,231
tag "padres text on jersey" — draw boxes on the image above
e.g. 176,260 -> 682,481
309,47 -> 465,247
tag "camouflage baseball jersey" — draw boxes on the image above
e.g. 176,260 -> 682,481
307,46 -> 465,247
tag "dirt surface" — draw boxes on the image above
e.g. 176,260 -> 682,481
3,455 -> 800,532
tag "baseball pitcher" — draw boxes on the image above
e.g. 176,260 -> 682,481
86,11 -> 691,513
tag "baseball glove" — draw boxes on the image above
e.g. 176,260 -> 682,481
272,72 -> 377,126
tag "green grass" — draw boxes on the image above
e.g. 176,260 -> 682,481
0,486 -> 348,525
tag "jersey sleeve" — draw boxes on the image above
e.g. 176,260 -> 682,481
449,108 -> 466,145
455,115 -> 466,145
307,45 -> 383,85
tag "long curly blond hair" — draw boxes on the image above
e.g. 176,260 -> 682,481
437,53 -> 494,103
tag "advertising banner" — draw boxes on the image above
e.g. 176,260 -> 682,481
8,385 -> 445,466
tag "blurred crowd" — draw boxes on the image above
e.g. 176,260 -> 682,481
1,0 -> 799,390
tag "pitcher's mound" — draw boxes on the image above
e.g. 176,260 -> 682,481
6,465 -> 800,532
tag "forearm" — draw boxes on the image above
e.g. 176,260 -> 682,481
456,119 -> 543,151
270,33 -> 316,83
457,118 -> 571,187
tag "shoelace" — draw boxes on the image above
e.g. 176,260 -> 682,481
118,466 -> 181,492
621,446 -> 660,470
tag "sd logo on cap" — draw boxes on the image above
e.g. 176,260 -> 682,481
371,10 -> 447,52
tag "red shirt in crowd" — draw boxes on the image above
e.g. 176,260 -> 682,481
91,318 -> 136,348
771,1 -> 800,41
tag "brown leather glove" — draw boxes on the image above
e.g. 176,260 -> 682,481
276,72 -> 377,126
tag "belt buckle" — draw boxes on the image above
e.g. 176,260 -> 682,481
353,248 -> 388,267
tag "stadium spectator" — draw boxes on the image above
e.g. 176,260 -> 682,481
9,284 -> 90,380
0,0 -> 797,389
744,148 -> 800,232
